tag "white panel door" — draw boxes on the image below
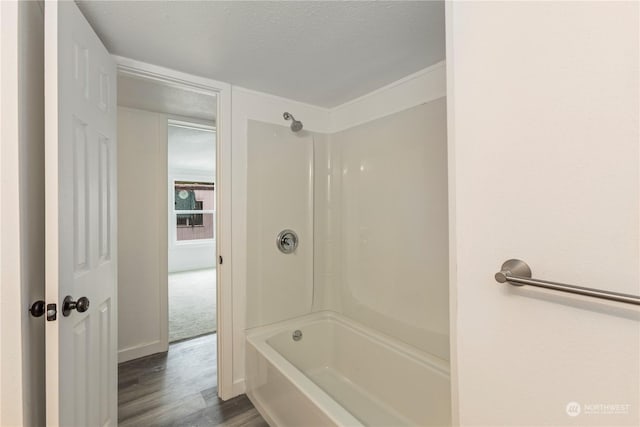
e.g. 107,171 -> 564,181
45,1 -> 117,425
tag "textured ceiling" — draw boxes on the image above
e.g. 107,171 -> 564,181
168,124 -> 216,174
76,1 -> 445,107
118,73 -> 217,122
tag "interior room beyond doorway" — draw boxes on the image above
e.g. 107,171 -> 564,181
168,122 -> 217,343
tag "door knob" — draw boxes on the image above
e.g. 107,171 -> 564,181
62,295 -> 90,317
29,300 -> 46,318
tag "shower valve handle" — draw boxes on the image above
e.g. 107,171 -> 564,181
276,229 -> 299,254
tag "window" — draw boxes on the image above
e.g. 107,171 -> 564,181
174,181 -> 215,241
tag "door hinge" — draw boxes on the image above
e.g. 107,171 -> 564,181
219,255 -> 223,265
46,303 -> 57,321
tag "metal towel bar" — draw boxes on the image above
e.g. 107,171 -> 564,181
495,259 -> 640,306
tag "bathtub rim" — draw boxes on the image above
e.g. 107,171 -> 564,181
245,310 -> 450,426
247,310 -> 450,376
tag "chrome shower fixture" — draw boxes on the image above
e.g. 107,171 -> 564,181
283,112 -> 303,132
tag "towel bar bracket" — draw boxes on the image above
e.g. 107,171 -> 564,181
494,259 -> 531,285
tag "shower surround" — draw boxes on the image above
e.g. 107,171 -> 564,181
243,64 -> 449,426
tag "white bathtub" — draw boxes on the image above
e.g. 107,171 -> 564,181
245,311 -> 451,426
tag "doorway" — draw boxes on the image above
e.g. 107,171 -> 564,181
167,121 -> 217,343
115,69 -> 234,423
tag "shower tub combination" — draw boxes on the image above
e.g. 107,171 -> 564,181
246,311 -> 451,426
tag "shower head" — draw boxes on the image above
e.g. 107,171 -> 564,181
283,112 -> 303,132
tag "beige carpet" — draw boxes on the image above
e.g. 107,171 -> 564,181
169,268 -> 217,343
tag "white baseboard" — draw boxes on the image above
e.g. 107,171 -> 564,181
118,340 -> 168,363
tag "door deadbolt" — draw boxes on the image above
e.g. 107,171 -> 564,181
62,295 -> 90,317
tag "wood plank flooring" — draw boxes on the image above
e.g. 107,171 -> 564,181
118,334 -> 267,426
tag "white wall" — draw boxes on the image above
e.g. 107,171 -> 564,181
447,1 -> 640,425
317,99 -> 449,360
0,1 -> 45,425
117,106 -> 169,362
330,61 -> 446,133
0,2 -> 4,418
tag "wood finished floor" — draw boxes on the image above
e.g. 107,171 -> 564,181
118,334 -> 268,427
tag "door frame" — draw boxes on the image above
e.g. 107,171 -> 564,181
0,1 -> 26,424
115,56 -> 234,400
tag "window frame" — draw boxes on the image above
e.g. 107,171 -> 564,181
173,179 -> 216,243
